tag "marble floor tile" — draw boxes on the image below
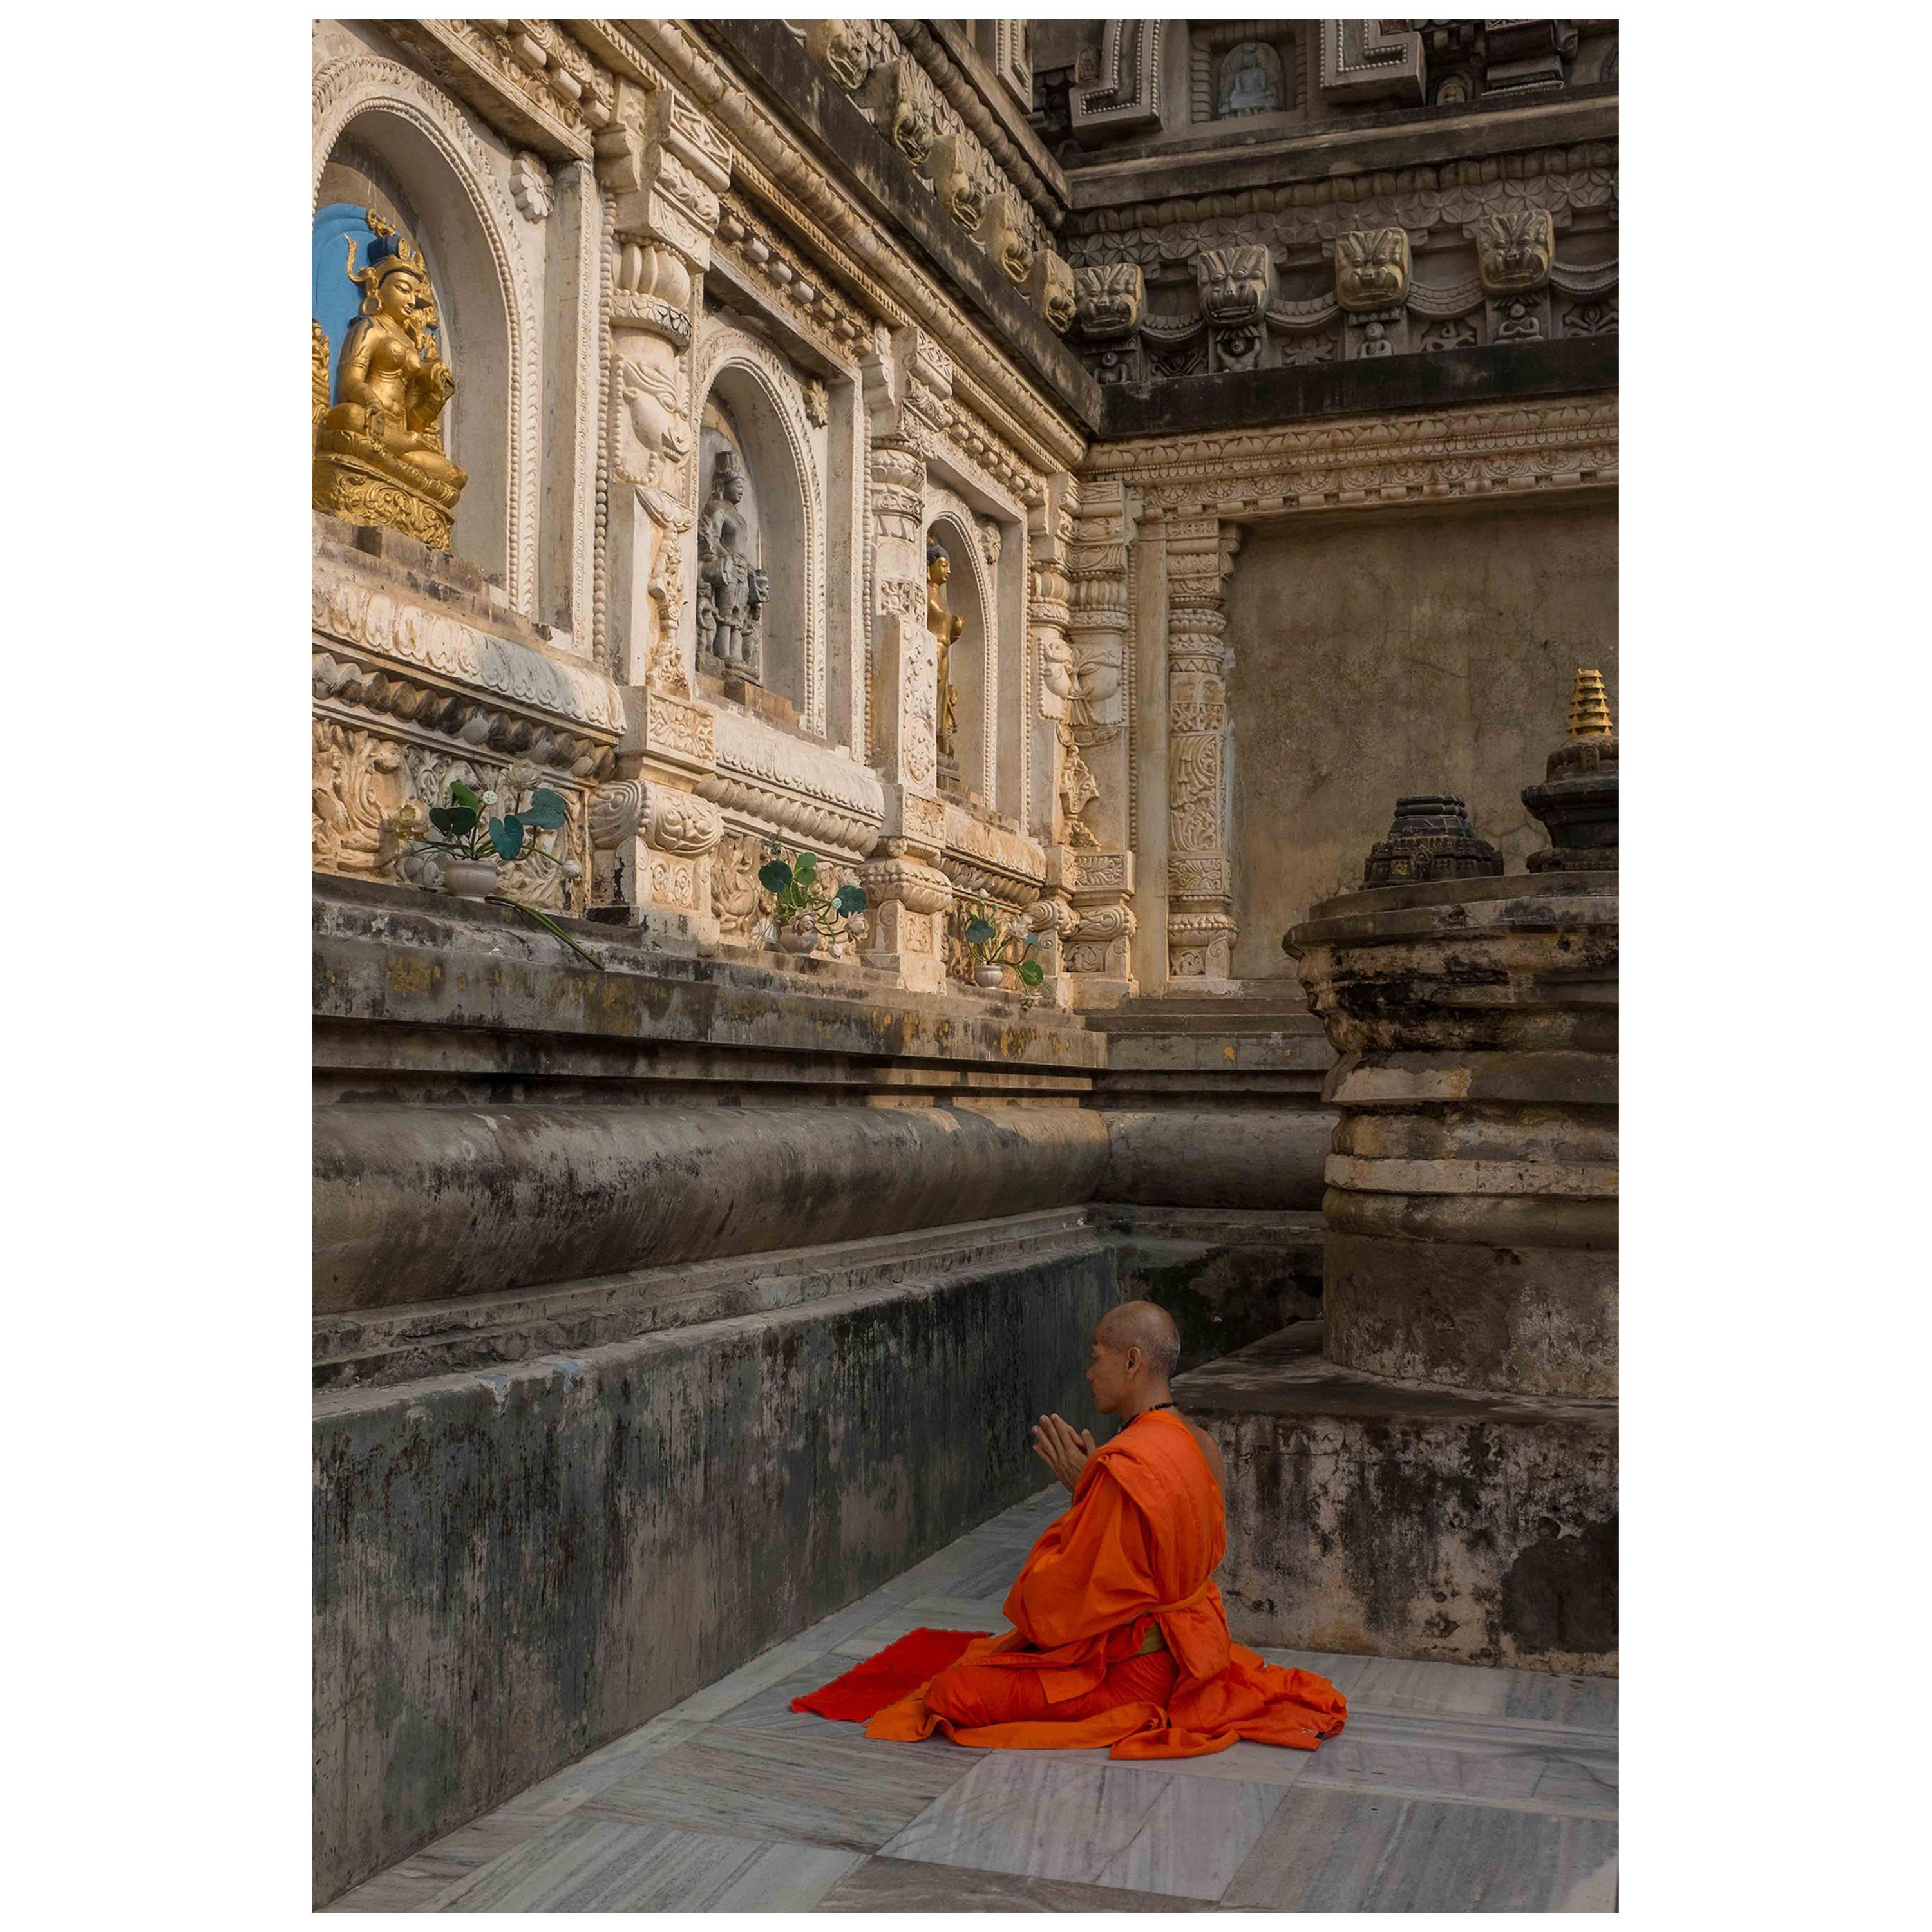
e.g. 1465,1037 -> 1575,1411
490,1717 -> 707,1823
879,1755 -> 1168,1885
1152,1738 -> 1327,1790
818,1853 -> 1209,1912
878,1752 -> 1285,1899
1221,1787 -> 1617,1912
326,1806 -> 555,1913
1095,1768 -> 1286,1898
1247,1645 -> 1375,1696
429,1815 -> 864,1912
1302,1710 -> 1617,1817
656,1628 -> 852,1724
578,1721 -> 980,1852
1343,1654 -> 1620,1732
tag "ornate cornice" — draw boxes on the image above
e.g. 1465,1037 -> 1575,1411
1086,396 -> 1618,519
1067,141 -> 1617,267
608,17 -> 1088,478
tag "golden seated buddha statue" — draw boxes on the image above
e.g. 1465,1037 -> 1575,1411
313,213 -> 468,549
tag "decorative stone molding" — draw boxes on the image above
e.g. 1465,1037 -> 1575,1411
1061,846 -> 1137,994
1317,21 -> 1425,107
696,705 -> 885,861
1083,397 -> 1619,519
888,20 -> 1062,243
712,196 -> 875,363
857,850 -> 955,991
589,774 -> 724,929
928,135 -> 989,236
509,151 -> 554,222
1068,21 -> 1165,146
1164,518 -> 1241,984
1066,142 -> 1615,270
312,557 -> 625,749
312,53 -> 542,614
313,715 -> 591,914
379,19 -> 616,158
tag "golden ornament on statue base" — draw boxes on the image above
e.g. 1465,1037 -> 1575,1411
312,211 -> 467,551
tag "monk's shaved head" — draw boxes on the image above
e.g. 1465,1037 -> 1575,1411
1096,1300 -> 1181,1381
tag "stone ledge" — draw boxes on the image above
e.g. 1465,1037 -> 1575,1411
313,875 -> 1104,1074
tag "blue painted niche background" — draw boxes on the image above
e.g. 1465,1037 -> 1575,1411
312,204 -> 444,406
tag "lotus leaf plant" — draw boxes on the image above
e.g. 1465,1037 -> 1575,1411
757,842 -> 868,935
393,776 -> 602,970
958,894 -> 1045,987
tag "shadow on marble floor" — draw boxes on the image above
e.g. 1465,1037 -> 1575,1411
328,1482 -> 1618,1913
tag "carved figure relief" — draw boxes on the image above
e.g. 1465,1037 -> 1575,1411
1218,42 -> 1283,117
696,448 -> 768,677
806,19 -> 873,92
1473,210 -> 1555,294
927,541 -> 964,764
929,137 -> 987,235
312,719 -> 407,873
1334,229 -> 1412,312
313,213 -> 468,549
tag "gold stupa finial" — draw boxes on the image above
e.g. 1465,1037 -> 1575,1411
1567,668 -> 1613,739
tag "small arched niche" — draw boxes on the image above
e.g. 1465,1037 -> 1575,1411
926,515 -> 992,808
692,365 -> 811,723
314,118 -> 511,587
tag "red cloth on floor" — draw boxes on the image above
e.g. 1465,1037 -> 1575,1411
790,1626 -> 989,1723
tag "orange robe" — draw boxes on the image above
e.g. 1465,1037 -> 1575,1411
865,1410 -> 1346,1758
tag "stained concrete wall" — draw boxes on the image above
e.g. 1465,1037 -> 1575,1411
1222,497 -> 1618,978
314,1244 -> 1122,1904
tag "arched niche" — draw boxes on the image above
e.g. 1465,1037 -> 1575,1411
312,56 -> 538,611
688,337 -> 821,730
925,509 -> 997,809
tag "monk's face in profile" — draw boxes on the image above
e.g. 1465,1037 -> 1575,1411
1084,1331 -> 1136,1414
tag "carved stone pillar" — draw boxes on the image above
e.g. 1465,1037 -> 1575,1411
858,327 -> 956,991
1028,474 -> 1075,845
598,84 -> 730,715
1165,518 -> 1240,985
589,775 -> 724,942
1056,479 -> 1137,1004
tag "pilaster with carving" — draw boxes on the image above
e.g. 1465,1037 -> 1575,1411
857,327 -> 958,989
1164,518 -> 1241,984
588,775 -> 725,940
598,83 -> 730,708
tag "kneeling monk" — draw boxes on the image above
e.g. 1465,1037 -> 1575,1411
863,1301 -> 1346,1759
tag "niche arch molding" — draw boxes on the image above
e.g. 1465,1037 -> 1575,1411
312,54 -> 540,615
688,319 -> 826,734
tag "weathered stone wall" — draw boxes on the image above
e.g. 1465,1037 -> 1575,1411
1180,1325 -> 1616,1674
314,1242 -> 1122,1904
1224,497 -> 1617,978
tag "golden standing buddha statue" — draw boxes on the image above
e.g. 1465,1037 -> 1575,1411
927,542 -> 963,763
313,213 -> 468,549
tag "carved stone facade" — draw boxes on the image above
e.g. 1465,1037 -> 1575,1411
310,16 -> 1616,1009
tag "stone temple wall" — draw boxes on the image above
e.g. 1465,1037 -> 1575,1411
1224,495 -> 1618,979
310,16 -> 1616,1904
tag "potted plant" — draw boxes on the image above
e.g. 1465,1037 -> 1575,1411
392,775 -> 601,969
756,842 -> 867,957
958,895 -> 1045,990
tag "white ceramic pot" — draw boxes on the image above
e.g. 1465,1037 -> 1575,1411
974,963 -> 1006,988
444,859 -> 500,900
777,916 -> 819,955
